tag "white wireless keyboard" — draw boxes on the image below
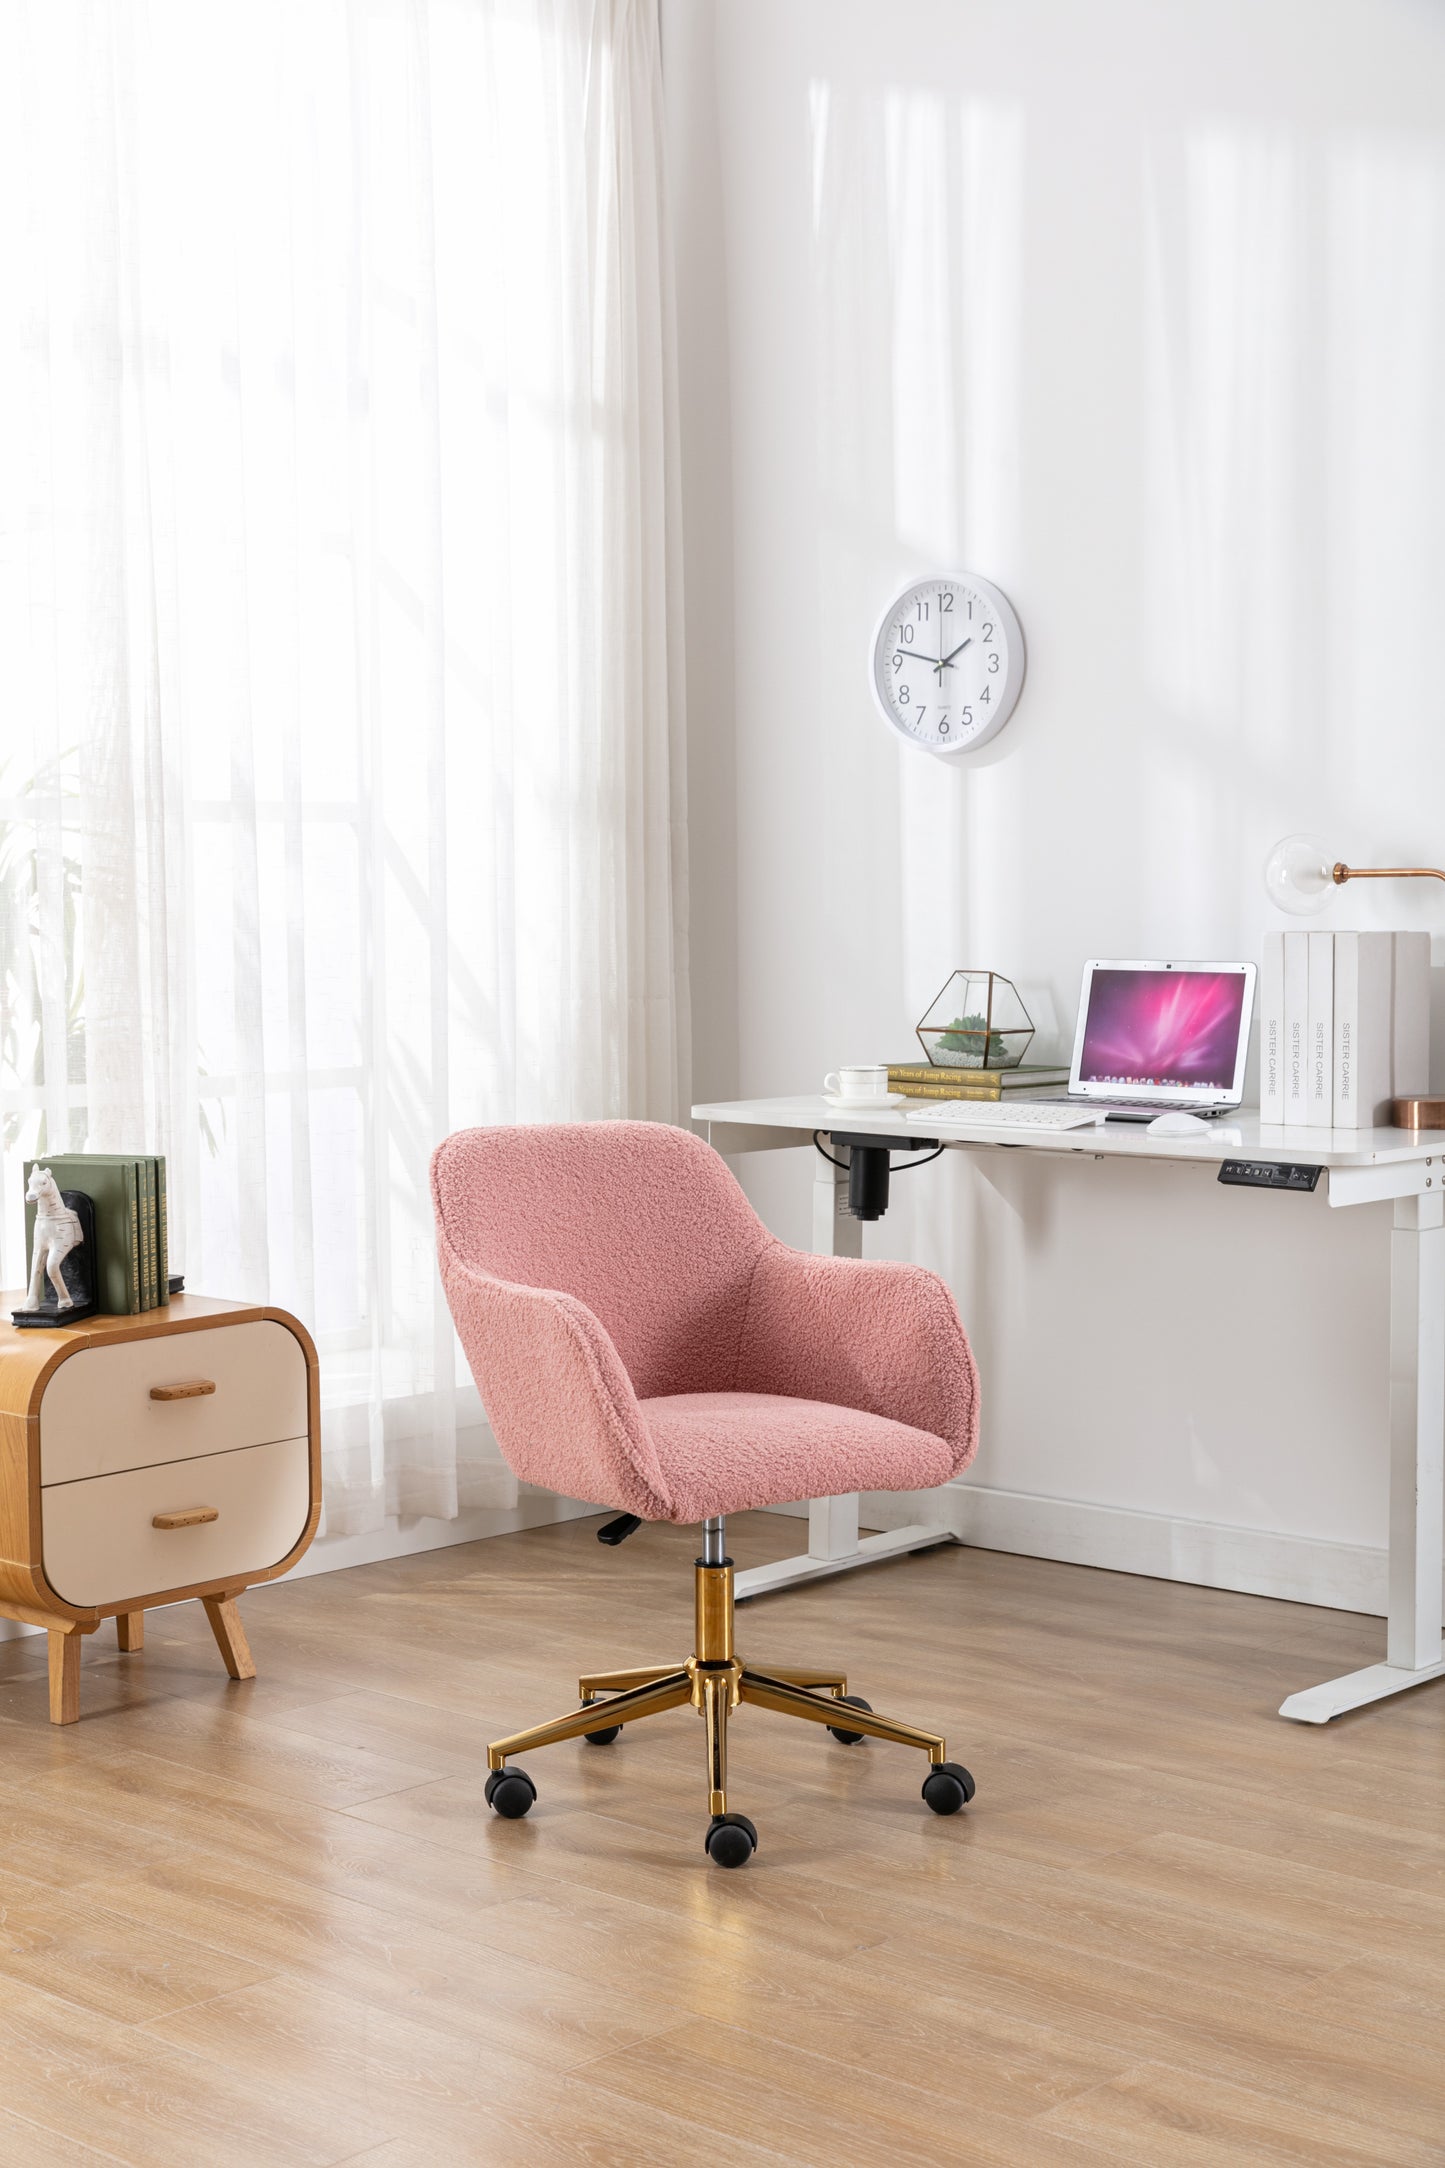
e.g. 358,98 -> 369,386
904,1102 -> 1104,1131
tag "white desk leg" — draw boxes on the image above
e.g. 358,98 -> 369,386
734,1143 -> 956,1603
1281,1192 -> 1445,1721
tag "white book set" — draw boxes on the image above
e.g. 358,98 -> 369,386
1260,929 -> 1428,1130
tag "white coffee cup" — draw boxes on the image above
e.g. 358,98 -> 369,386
824,1064 -> 889,1100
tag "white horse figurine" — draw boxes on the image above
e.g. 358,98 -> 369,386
25,1166 -> 83,1311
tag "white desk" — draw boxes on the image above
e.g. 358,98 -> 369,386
692,1095 -> 1445,1724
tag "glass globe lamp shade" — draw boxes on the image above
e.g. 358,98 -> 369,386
1263,833 -> 1335,916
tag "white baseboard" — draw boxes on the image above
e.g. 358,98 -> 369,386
0,1477 -> 1386,1648
0,1486 -> 602,1643
764,1483 -> 1387,1619
292,1486 -> 598,1578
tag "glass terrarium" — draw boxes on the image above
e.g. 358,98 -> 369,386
916,971 -> 1034,1070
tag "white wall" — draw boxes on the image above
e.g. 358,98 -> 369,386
665,0 -> 1445,1606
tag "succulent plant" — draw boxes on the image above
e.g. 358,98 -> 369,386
935,1013 -> 1016,1064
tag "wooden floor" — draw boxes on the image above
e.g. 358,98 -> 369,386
0,1517 -> 1442,2166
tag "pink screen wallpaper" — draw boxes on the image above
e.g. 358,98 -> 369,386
1078,969 -> 1246,1089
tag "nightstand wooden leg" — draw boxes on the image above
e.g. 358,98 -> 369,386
48,1629 -> 81,1725
116,1611 -> 144,1653
202,1595 -> 255,1681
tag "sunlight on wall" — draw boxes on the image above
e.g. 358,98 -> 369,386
1325,142 -> 1445,831
1141,128 -> 1305,946
1141,124 -> 1445,956
806,80 -> 1026,1036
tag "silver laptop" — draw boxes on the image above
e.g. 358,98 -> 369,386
1035,959 -> 1257,1123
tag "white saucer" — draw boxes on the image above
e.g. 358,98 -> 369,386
822,1091 -> 908,1110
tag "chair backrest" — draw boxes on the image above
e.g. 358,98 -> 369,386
431,1122 -> 771,1399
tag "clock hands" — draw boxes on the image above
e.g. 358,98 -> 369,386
895,636 -> 972,678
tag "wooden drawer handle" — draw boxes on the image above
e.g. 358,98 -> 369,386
150,1381 -> 216,1401
152,1506 -> 220,1530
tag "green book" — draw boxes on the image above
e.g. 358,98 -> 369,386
156,1157 -> 169,1300
24,1154 -> 141,1316
140,1158 -> 157,1310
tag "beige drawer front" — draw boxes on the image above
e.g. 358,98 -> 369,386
40,1321 -> 308,1485
41,1436 -> 311,1609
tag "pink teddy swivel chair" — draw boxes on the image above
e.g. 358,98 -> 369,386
432,1120 -> 981,1868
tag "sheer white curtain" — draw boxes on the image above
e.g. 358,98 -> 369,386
0,0 -> 689,1534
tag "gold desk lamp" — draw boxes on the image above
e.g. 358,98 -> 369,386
1264,834 -> 1442,1128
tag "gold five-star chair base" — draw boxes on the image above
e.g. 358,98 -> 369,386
485,1533 -> 967,1861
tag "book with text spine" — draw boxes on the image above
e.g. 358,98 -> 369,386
156,1157 -> 168,1298
135,1157 -> 148,1308
141,1157 -> 158,1309
23,1154 -> 141,1316
1259,932 -> 1285,1122
1305,931 -> 1334,1128
1283,931 -> 1309,1122
892,1078 -> 1070,1102
128,1168 -> 142,1310
1333,932 -> 1393,1130
1392,932 -> 1431,1100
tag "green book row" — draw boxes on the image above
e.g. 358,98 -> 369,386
24,1153 -> 169,1317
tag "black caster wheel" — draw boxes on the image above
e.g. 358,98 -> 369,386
827,1694 -> 872,1745
485,1765 -> 538,1819
921,1761 -> 976,1816
704,1812 -> 758,1868
582,1708 -> 622,1745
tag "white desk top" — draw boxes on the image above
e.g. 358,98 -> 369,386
691,1095 -> 1442,1174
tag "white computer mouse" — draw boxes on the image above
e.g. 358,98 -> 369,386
1147,1111 -> 1211,1136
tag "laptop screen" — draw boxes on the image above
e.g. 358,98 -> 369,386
1076,966 -> 1249,1096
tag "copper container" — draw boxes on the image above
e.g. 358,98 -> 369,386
1392,1096 -> 1445,1131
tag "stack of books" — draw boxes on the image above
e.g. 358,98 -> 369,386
23,1154 -> 169,1315
888,1062 -> 1070,1103
1260,932 -> 1428,1130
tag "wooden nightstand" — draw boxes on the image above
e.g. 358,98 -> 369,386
0,1294 -> 320,1722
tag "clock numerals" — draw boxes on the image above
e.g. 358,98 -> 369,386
872,573 -> 1023,757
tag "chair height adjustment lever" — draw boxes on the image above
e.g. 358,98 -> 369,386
597,1513 -> 643,1546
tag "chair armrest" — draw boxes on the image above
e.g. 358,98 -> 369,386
438,1254 -> 672,1519
737,1244 -> 979,1474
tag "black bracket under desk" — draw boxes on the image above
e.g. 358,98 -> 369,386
824,1132 -> 941,1222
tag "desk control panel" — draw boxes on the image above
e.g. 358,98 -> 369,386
1218,1160 -> 1322,1193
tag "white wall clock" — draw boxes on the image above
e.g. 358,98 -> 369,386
869,572 -> 1025,756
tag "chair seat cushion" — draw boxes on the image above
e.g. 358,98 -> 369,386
637,1391 -> 955,1524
